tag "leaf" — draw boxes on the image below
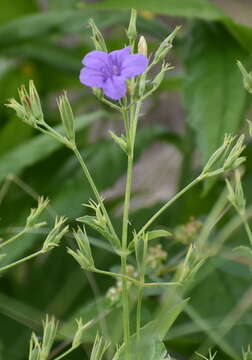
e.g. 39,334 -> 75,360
0,111 -> 104,183
114,297 -> 188,360
146,229 -> 172,241
183,21 -> 249,165
233,246 -> 252,264
89,0 -> 224,21
113,340 -> 167,360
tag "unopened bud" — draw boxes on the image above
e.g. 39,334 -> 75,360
57,92 -> 75,143
127,9 -> 137,43
89,19 -> 107,52
153,26 -> 181,64
138,36 -> 147,56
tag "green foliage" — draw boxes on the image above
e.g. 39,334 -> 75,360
1,1 -> 252,360
183,21 -> 249,165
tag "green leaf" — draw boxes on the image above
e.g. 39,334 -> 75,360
183,21 -> 249,165
0,111 -> 104,183
89,0 -> 224,21
114,297 -> 188,359
146,229 -> 172,241
233,246 -> 252,264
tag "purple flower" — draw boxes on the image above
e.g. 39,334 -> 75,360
79,46 -> 148,100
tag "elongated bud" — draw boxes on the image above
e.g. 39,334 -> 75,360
57,92 -> 75,143
109,131 -> 128,154
237,60 -> 252,93
89,19 -> 107,52
138,35 -> 147,56
153,26 -> 181,64
127,9 -> 137,44
201,134 -> 235,175
223,134 -> 245,171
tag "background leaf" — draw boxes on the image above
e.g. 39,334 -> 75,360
183,21 -> 249,165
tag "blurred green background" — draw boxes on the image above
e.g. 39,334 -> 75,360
1,0 -> 252,359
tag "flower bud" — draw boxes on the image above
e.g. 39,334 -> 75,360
153,26 -> 181,64
57,92 -> 75,143
89,19 -> 107,52
127,8 -> 137,44
138,35 -> 147,56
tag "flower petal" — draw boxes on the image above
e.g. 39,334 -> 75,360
79,67 -> 104,88
82,50 -> 109,69
109,46 -> 131,66
102,76 -> 126,100
121,54 -> 148,78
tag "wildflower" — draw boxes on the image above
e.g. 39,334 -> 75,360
79,46 -> 148,100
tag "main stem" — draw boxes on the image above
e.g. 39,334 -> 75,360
121,155 -> 134,360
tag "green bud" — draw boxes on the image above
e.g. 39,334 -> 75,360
127,9 -> 137,44
57,92 -> 75,143
109,131 -> 128,154
226,170 -> 246,214
152,63 -> 171,89
202,134 -> 235,175
223,134 -> 245,171
153,26 -> 181,64
237,60 -> 252,94
28,80 -> 44,125
89,19 -> 107,52
26,197 -> 49,228
42,216 -> 68,253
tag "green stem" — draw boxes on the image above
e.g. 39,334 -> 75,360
136,281 -> 143,360
94,268 -> 139,285
121,154 -> 134,360
241,214 -> 252,247
54,346 -> 76,360
0,228 -> 27,249
0,250 -> 42,273
72,145 -> 120,247
135,176 -> 203,240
